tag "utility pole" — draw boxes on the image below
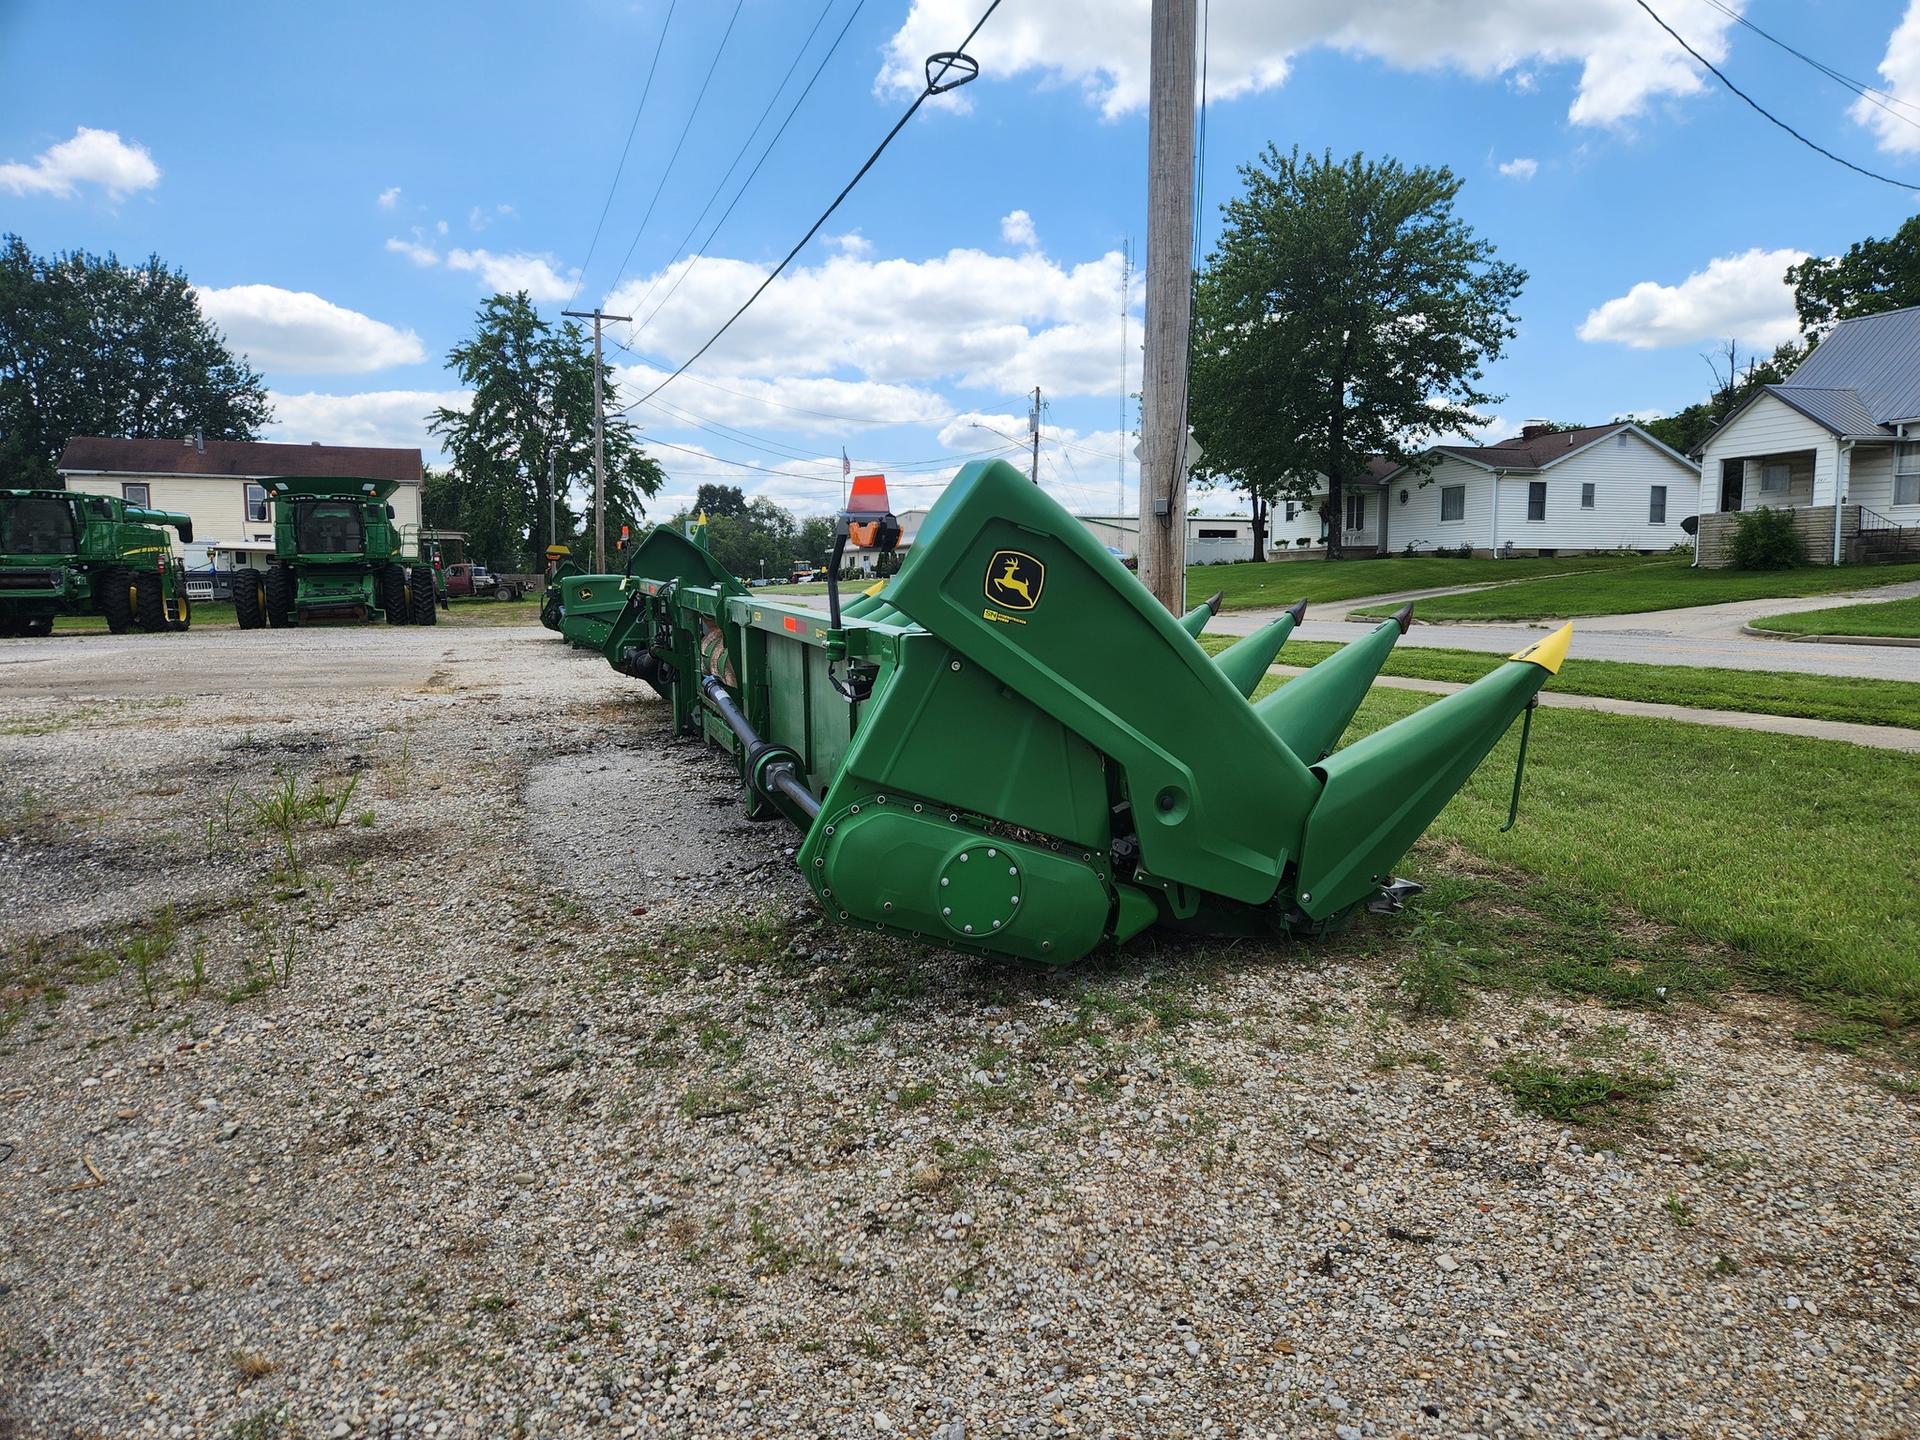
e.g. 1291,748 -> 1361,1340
1138,0 -> 1197,613
562,306 -> 631,572
547,451 -> 558,556
1028,385 -> 1042,485
1119,237 -> 1131,515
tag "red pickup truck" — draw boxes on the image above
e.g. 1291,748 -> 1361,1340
444,563 -> 527,601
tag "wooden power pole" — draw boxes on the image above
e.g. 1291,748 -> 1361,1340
1137,0 -> 1197,613
563,306 -> 631,572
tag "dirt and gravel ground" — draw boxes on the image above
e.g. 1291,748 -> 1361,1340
1,624 -> 1915,1440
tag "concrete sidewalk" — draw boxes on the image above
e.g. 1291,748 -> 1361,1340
1262,664 -> 1920,753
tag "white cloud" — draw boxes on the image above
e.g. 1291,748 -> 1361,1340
1000,209 -> 1039,249
612,365 -> 952,436
195,284 -> 427,374
878,0 -> 1738,124
467,202 -> 517,231
1577,247 -> 1809,350
1853,3 -> 1920,154
445,248 -> 577,302
377,185 -> 402,209
436,219 -> 449,236
825,231 -> 873,257
1497,156 -> 1539,180
385,235 -> 440,266
267,390 -> 469,454
606,244 -> 1140,400
0,126 -> 159,200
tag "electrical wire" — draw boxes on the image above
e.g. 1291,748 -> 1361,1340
619,0 -> 1006,414
567,0 -> 680,309
636,392 -> 1007,469
645,433 -> 1012,487
613,0 -> 866,344
1634,0 -> 1920,190
651,370 -> 955,427
599,0 -> 749,304
1696,0 -> 1920,136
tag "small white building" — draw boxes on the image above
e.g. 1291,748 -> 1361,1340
1694,306 -> 1920,566
57,436 -> 425,573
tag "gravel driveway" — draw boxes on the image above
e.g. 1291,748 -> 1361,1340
1,625 -> 1914,1439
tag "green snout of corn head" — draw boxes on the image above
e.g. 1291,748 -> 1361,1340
597,458 -> 1569,963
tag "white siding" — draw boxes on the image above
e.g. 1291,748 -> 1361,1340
63,472 -> 422,565
1698,393 -> 1836,512
1846,445 -> 1895,510
1384,456 -> 1491,554
1494,430 -> 1700,551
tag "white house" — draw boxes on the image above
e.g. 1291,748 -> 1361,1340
1694,306 -> 1920,566
57,436 -> 425,574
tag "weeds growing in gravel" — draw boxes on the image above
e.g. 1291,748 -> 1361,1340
1493,1058 -> 1675,1125
1664,1194 -> 1698,1229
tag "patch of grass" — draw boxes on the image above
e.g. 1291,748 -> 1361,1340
1395,922 -> 1466,1018
1193,552 -> 1655,613
1315,687 -> 1920,1022
1493,1058 -> 1674,1125
679,1077 -> 759,1119
1664,1194 -> 1698,1229
1753,594 -> 1920,640
231,1349 -> 275,1382
1204,633 -> 1920,731
1351,559 -> 1920,621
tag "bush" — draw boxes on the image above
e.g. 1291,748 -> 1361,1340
1728,506 -> 1806,570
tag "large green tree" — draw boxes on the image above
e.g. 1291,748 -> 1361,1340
1189,149 -> 1524,559
0,234 -> 272,485
428,292 -> 662,567
1635,339 -> 1807,458
1787,214 -> 1920,339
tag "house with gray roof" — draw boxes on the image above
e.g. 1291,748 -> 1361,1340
1695,305 -> 1920,566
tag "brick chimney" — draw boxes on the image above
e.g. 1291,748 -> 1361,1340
1520,420 -> 1553,440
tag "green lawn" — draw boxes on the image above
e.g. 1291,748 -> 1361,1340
22,595 -> 539,637
1351,559 -> 1920,621
1255,680 -> 1920,1021
1202,633 -> 1920,731
1753,594 -> 1920,640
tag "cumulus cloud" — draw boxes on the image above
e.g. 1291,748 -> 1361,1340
445,248 -> 577,302
385,235 -> 440,266
612,365 -> 952,436
1577,247 -> 1809,350
825,232 -> 873,257
1000,209 -> 1039,249
195,284 -> 427,374
877,0 -> 1738,124
606,245 -> 1140,400
0,126 -> 159,200
377,186 -> 402,209
1497,156 -> 1539,180
267,390 -> 469,454
1853,2 -> 1920,154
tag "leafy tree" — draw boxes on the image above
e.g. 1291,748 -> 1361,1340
675,495 -> 799,580
1787,214 -> 1920,340
693,483 -> 749,518
0,234 -> 271,485
429,292 -> 662,568
1189,148 -> 1524,559
1635,339 -> 1806,457
795,515 -> 835,569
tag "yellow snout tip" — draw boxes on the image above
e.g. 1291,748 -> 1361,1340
1509,621 -> 1573,675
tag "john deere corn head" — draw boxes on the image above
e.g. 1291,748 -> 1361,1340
596,459 -> 1569,964
0,488 -> 193,637
231,477 -> 437,629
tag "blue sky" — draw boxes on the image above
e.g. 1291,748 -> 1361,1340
6,0 -> 1920,519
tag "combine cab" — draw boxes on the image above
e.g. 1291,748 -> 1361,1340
230,477 -> 437,629
590,460 -> 1572,963
0,488 -> 193,637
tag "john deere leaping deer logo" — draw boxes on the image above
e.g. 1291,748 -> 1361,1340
984,550 -> 1044,612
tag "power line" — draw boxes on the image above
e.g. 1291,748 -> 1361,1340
635,391 -> 1004,469
645,432 -> 1010,487
1634,0 -> 1920,190
614,0 -> 863,344
566,0 -> 681,310
600,0 -> 749,304
641,369 -> 954,427
1696,0 -> 1920,136
619,0 -> 1005,414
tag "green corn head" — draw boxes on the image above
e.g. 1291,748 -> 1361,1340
594,458 -> 1569,963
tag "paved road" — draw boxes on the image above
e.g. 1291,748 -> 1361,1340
1207,579 -> 1920,681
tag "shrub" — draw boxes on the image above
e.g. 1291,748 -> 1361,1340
1728,506 -> 1806,570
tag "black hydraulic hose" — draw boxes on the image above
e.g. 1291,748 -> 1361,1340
826,532 -> 848,629
698,673 -> 822,821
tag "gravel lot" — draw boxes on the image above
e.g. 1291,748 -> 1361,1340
1,624 -> 1915,1439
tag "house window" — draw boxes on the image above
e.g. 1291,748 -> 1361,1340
245,483 -> 269,523
1649,485 -> 1667,524
1196,527 -> 1236,539
121,482 -> 150,507
1896,443 -> 1920,506
1284,501 -> 1297,522
1760,462 -> 1790,495
1345,492 -> 1367,531
1527,482 -> 1547,521
1581,482 -> 1595,509
1440,485 -> 1465,522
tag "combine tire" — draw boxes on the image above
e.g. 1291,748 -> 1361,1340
381,564 -> 409,624
98,567 -> 135,634
232,568 -> 265,629
23,616 -> 52,637
265,566 -> 295,628
132,570 -> 167,631
170,591 -> 191,633
409,566 -> 438,625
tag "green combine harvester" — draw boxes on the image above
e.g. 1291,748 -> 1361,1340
230,476 -> 437,629
0,487 -> 193,637
588,459 -> 1570,964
